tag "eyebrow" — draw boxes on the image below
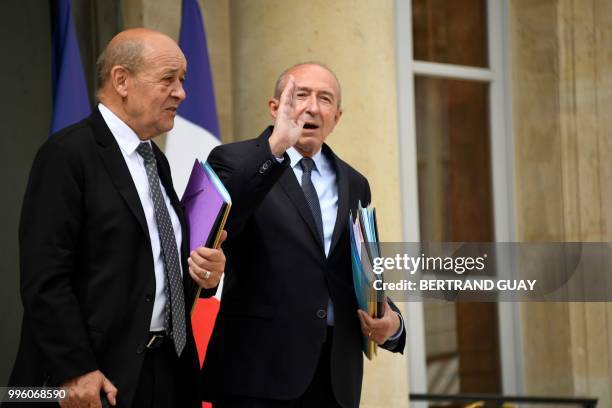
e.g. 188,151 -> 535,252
295,86 -> 336,100
161,67 -> 185,77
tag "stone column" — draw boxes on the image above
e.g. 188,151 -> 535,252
511,0 -> 612,405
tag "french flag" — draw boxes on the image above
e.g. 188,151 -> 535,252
165,0 -> 222,391
51,0 -> 91,134
166,0 -> 221,197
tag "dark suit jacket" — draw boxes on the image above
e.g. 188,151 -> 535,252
7,109 -> 203,408
201,127 -> 405,408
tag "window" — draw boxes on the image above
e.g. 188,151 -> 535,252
395,0 -> 520,401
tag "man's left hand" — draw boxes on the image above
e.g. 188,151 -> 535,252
188,230 -> 227,289
357,302 -> 401,345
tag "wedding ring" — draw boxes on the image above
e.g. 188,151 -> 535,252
203,270 -> 211,280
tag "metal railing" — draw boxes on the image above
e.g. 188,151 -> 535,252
410,393 -> 598,408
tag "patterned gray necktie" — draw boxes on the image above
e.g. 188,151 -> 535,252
136,142 -> 186,356
300,158 -> 324,244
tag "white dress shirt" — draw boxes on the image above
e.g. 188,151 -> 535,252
98,103 -> 183,331
286,147 -> 338,257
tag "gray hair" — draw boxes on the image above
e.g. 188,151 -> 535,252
96,39 -> 146,92
273,62 -> 342,108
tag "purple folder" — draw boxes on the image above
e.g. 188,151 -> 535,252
181,159 -> 231,252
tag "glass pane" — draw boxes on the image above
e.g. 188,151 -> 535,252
412,0 -> 488,67
415,76 -> 493,242
415,76 -> 501,396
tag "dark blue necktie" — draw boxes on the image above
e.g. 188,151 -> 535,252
300,158 -> 324,244
300,157 -> 335,325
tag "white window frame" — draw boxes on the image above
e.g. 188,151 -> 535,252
394,0 -> 523,403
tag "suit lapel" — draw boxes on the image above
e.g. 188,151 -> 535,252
91,109 -> 196,302
277,143 -> 350,256
278,168 -> 325,252
90,110 -> 150,241
325,145 -> 349,258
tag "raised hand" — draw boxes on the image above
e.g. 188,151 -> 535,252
268,75 -> 308,157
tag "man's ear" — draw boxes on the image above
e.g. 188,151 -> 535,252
268,98 -> 280,119
334,108 -> 343,124
110,65 -> 130,98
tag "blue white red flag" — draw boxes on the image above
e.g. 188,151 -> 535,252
51,0 -> 90,134
167,3 -> 222,397
166,0 -> 221,197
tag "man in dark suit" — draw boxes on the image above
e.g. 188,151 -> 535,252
7,28 -> 225,408
201,63 -> 406,408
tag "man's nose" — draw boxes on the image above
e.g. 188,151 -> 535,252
172,80 -> 186,101
305,95 -> 320,114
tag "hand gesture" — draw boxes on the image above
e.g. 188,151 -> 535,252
268,75 -> 308,156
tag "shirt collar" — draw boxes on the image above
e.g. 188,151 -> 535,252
287,146 -> 325,174
98,103 -> 149,155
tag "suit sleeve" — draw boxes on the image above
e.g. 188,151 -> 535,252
381,299 -> 406,353
19,140 -> 97,385
363,178 -> 372,207
207,138 -> 289,239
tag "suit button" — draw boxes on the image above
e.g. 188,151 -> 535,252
136,344 -> 145,354
259,160 -> 272,174
145,294 -> 153,302
316,309 -> 327,319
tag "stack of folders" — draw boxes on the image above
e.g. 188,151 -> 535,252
181,159 -> 232,313
349,202 -> 386,360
